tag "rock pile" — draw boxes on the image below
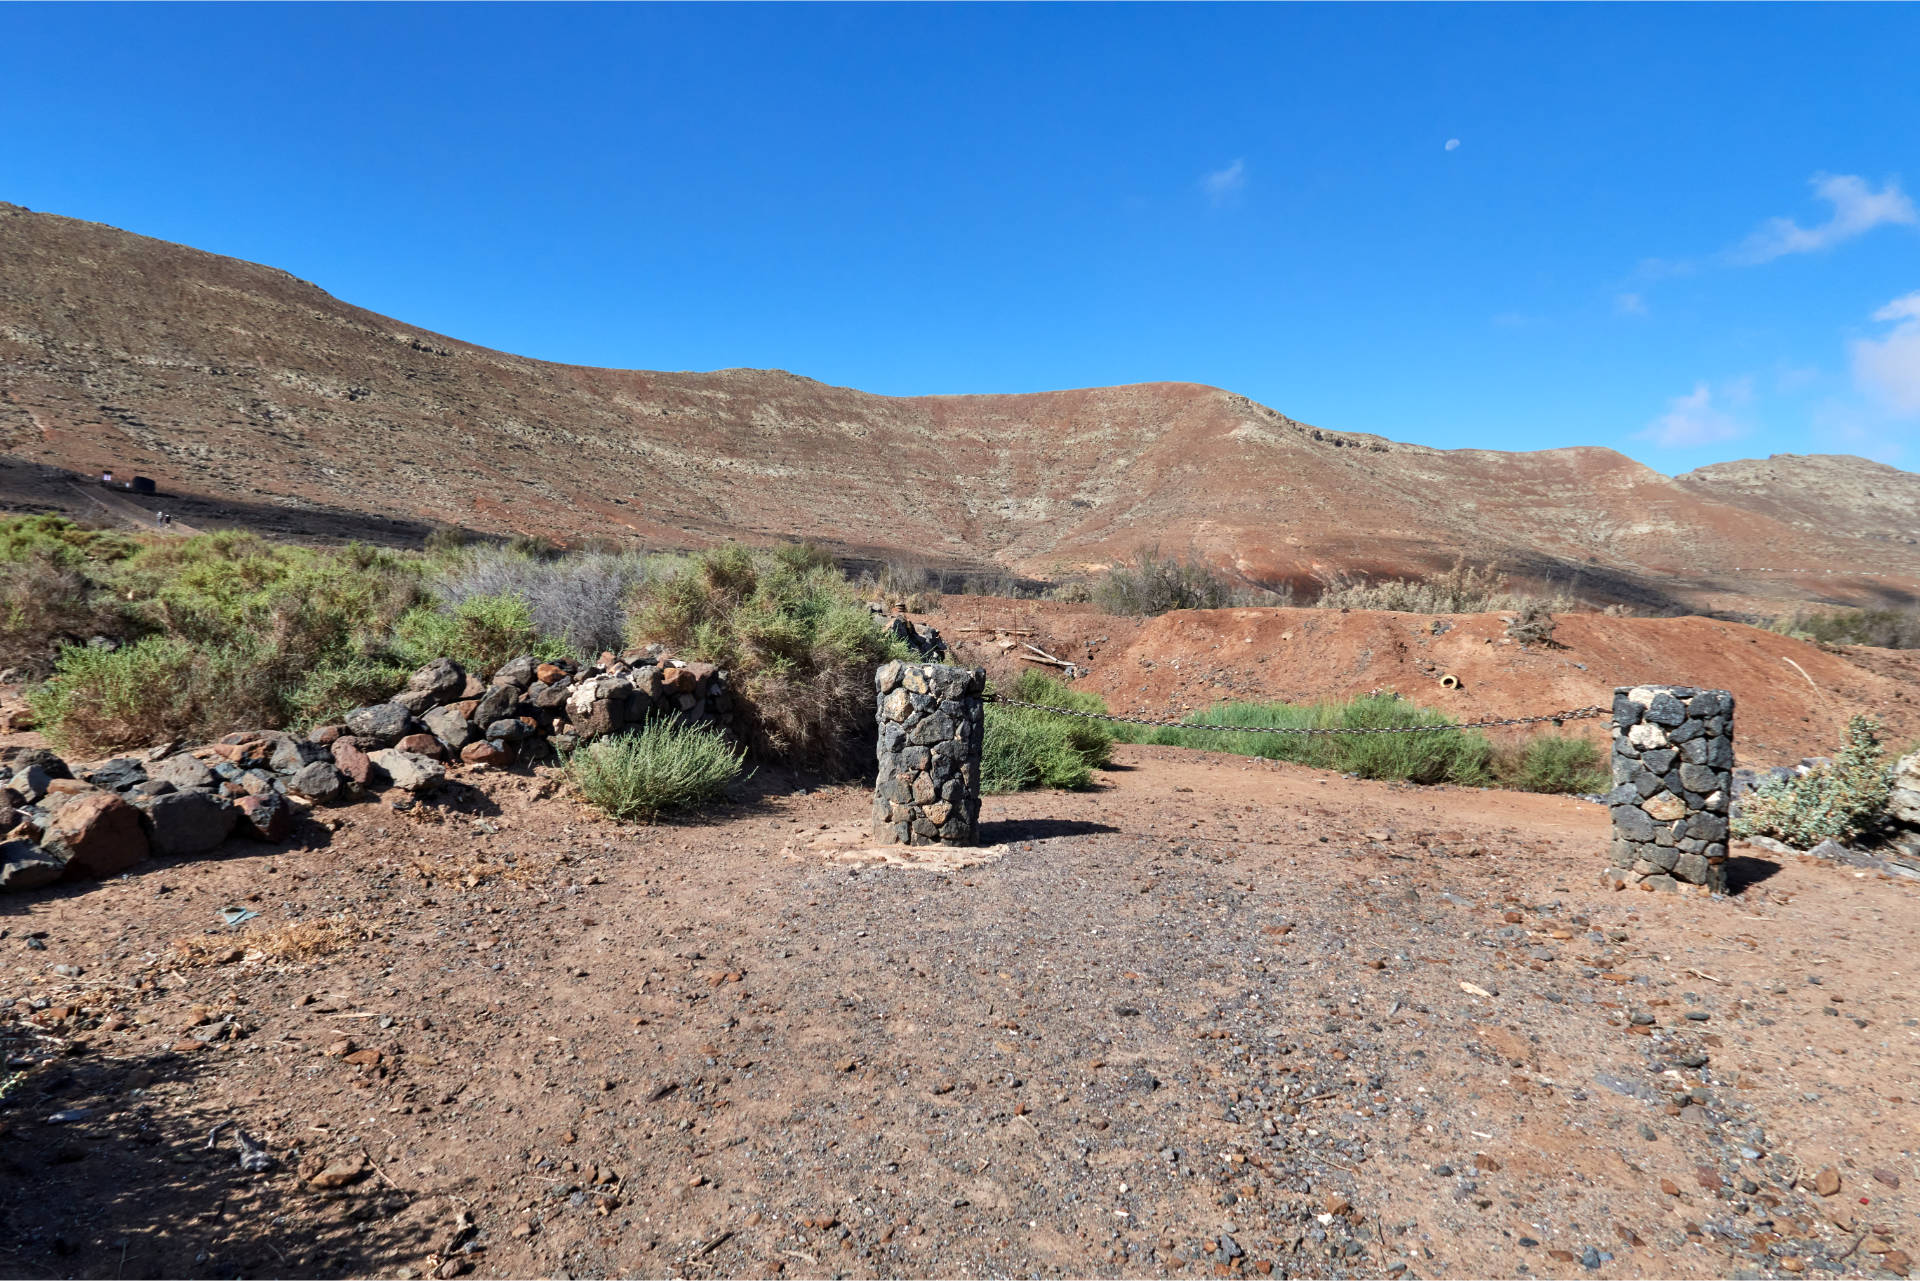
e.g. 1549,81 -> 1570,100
867,604 -> 948,660
873,661 -> 984,846
0,738 -> 299,892
1885,751 -> 1920,861
313,648 -> 732,779
1,649 -> 734,893
1604,685 -> 1734,893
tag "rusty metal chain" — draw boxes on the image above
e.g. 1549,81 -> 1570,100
983,697 -> 1609,736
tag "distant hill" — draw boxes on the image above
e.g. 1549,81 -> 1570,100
2,200 -> 1915,612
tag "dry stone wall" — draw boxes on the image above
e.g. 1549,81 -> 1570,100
873,661 -> 984,846
1,649 -> 735,893
1606,684 -> 1733,893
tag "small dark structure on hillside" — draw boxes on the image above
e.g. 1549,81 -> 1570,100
129,476 -> 156,495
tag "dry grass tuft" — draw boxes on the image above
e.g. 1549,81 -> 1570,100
169,915 -> 368,967
408,852 -> 570,887
1314,559 -> 1573,615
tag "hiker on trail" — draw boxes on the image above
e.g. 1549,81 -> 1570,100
101,470 -> 112,486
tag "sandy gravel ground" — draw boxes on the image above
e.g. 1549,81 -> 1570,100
2,747 -> 1915,1280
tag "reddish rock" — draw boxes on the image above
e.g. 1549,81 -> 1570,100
44,791 -> 149,879
461,740 -> 515,768
662,666 -> 700,693
395,732 -> 447,760
43,778 -> 95,800
236,792 -> 293,841
535,662 -> 567,686
331,738 -> 378,788
458,673 -> 486,700
452,699 -> 480,720
308,724 -> 347,746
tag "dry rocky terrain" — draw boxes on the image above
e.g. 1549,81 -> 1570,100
3,200 -> 1919,615
2,743 -> 1916,1281
5,194 -> 1920,1281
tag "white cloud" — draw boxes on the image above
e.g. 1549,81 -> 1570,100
1615,292 -> 1648,316
1849,290 -> 1920,416
1731,173 -> 1917,264
1444,138 -> 1460,152
1202,158 -> 1246,204
1641,381 -> 1749,448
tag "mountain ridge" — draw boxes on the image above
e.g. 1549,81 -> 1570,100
2,201 -> 1914,611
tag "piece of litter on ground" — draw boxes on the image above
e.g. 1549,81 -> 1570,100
236,1129 -> 275,1174
1460,982 -> 1494,999
46,1109 -> 91,1124
219,907 -> 259,927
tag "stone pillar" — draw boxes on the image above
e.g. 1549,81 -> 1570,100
873,661 -> 984,846
1606,685 -> 1734,892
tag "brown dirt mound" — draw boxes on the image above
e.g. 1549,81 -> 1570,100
927,600 -> 1920,766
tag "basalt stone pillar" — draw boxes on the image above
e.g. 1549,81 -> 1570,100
1605,685 -> 1733,892
874,661 -> 985,846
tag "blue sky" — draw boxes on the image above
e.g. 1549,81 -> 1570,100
4,4 -> 1918,472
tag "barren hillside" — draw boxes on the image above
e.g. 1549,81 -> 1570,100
3,201 -> 1916,613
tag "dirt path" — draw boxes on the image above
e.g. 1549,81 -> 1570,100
65,482 -> 199,536
2,748 -> 1915,1280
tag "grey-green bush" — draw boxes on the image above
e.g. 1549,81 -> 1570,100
1732,716 -> 1891,848
433,546 -> 656,657
564,718 -> 747,821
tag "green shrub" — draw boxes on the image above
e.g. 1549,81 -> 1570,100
626,544 -> 911,772
1003,670 -> 1114,768
1492,735 -> 1609,794
393,594 -> 568,674
0,515 -> 139,568
564,718 -> 747,820
1733,716 -> 1891,848
28,636 -> 202,752
25,531 -> 436,749
1140,694 -> 1493,785
982,707 -> 1096,792
287,655 -> 416,728
978,672 -> 1116,793
111,533 -> 427,657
